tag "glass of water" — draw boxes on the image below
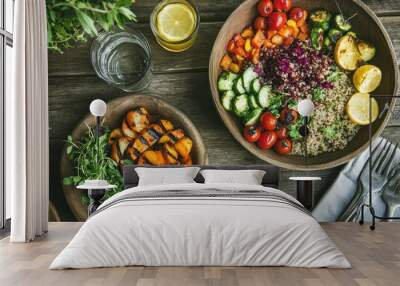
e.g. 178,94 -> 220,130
91,29 -> 152,92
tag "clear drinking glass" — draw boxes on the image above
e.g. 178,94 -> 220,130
91,29 -> 152,92
150,0 -> 200,52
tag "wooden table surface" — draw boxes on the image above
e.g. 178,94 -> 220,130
48,0 -> 400,220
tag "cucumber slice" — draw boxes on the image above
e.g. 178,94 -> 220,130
244,108 -> 264,126
217,72 -> 238,92
257,85 -> 272,108
249,94 -> 261,110
221,91 -> 236,111
233,77 -> 246,94
250,78 -> 262,94
334,14 -> 352,32
233,94 -> 250,117
242,67 -> 258,92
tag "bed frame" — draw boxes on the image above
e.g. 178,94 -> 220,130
122,165 -> 280,189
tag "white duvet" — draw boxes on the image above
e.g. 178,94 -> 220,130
50,183 -> 351,269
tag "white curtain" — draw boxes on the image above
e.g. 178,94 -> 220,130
7,0 -> 49,242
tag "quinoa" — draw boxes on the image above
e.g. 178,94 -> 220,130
255,39 -> 359,157
291,71 -> 359,156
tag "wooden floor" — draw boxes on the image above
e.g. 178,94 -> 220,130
0,223 -> 399,286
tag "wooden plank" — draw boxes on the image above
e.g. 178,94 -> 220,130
48,16 -> 400,76
123,0 -> 400,22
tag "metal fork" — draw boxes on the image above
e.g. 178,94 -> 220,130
339,139 -> 398,222
381,165 -> 400,219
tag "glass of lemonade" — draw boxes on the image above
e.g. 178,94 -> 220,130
151,0 -> 200,52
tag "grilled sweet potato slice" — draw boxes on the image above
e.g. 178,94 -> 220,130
111,142 -> 121,164
126,107 -> 149,133
143,150 -> 166,166
127,146 -> 140,162
133,136 -> 149,153
141,124 -> 164,146
174,137 -> 193,158
181,155 -> 193,166
158,129 -> 185,144
118,137 -> 130,157
163,143 -> 179,164
108,128 -> 123,145
159,119 -> 174,132
122,120 -> 136,139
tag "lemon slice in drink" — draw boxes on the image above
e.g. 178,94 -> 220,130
353,65 -> 382,93
346,93 -> 379,125
157,3 -> 196,42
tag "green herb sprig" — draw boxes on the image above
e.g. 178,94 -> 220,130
46,0 -> 137,53
63,126 -> 123,203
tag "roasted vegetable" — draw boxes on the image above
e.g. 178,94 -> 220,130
143,150 -> 166,166
126,107 -> 150,133
111,142 -> 121,164
158,129 -> 185,144
133,136 -> 150,153
141,124 -> 164,146
159,119 -> 174,132
108,128 -> 123,145
328,28 -> 342,44
163,143 -> 179,164
334,34 -> 361,71
121,120 -> 136,139
334,14 -> 352,32
137,155 -> 147,165
174,137 -> 193,158
311,27 -> 324,50
357,40 -> 376,62
118,137 -> 130,157
182,155 -> 193,166
310,9 -> 331,31
127,146 -> 140,162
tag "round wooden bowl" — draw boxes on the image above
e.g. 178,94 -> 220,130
209,0 -> 398,171
61,95 -> 208,221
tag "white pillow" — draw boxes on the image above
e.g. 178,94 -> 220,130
200,169 -> 266,185
136,167 -> 201,186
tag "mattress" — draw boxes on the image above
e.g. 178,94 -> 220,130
50,183 -> 351,269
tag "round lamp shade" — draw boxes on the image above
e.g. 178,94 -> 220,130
298,99 -> 315,117
90,99 -> 107,117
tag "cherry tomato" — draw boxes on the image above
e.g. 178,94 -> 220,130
276,127 -> 288,139
273,0 -> 292,12
289,7 -> 305,21
243,126 -> 261,143
257,0 -> 274,17
257,131 -> 278,150
274,139 -> 292,155
254,16 -> 268,30
268,12 -> 287,31
280,108 -> 299,125
260,112 -> 278,131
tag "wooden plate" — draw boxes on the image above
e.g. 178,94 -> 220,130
209,0 -> 398,171
61,95 -> 208,221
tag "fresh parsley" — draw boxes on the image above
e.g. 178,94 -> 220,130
46,0 -> 137,53
312,87 -> 326,102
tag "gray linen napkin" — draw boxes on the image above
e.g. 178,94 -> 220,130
312,138 -> 400,222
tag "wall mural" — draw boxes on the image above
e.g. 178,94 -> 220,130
47,0 -> 400,223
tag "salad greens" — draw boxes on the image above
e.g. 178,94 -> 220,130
288,117 -> 305,141
46,0 -> 137,53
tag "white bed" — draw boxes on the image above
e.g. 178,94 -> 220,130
50,181 -> 350,269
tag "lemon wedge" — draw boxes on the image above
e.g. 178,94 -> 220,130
346,93 -> 379,125
353,64 -> 382,93
156,3 -> 196,42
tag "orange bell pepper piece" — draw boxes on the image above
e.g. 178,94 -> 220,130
229,63 -> 241,73
271,34 -> 284,45
251,48 -> 260,64
299,23 -> 309,34
283,36 -> 294,47
267,29 -> 277,40
297,32 -> 309,41
264,39 -> 274,48
251,29 -> 266,49
278,26 -> 293,38
220,54 -> 232,71
233,47 -> 246,58
241,27 -> 255,38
